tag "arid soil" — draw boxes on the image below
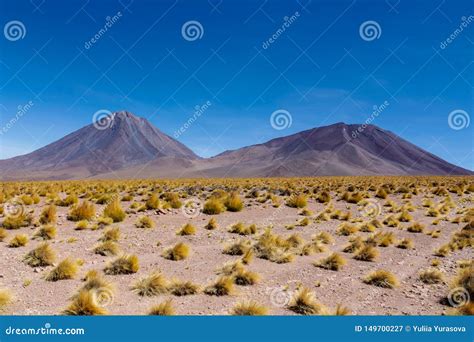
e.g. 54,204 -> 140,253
0,178 -> 472,315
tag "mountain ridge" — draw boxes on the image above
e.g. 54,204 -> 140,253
0,111 -> 471,180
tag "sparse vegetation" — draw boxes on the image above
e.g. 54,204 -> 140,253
363,270 -> 399,288
104,254 -> 139,275
162,242 -> 190,261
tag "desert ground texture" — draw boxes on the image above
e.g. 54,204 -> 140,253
0,176 -> 472,316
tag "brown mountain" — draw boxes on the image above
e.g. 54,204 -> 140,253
0,111 -> 198,180
0,112 -> 471,180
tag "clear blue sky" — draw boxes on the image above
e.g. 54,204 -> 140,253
0,0 -> 472,170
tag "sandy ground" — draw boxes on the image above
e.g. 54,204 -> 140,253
0,190 -> 471,316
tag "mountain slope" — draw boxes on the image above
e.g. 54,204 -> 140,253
0,114 -> 471,180
200,122 -> 470,177
0,111 -> 198,180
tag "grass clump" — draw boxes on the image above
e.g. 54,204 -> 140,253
224,192 -> 244,212
336,223 -> 359,236
223,240 -> 251,256
135,216 -> 154,229
419,268 -> 444,284
177,223 -> 196,236
314,253 -> 346,271
232,268 -> 260,286
104,254 -> 139,275
0,228 -> 7,241
2,212 -> 32,229
132,272 -> 168,296
34,225 -> 56,240
363,270 -> 399,288
203,198 -> 225,215
396,238 -> 414,249
353,244 -> 379,262
228,222 -> 257,235
103,198 -> 126,222
204,276 -> 234,296
99,227 -> 120,242
286,194 -> 307,208
7,234 -> 29,248
145,193 -> 161,210
205,217 -> 218,230
63,290 -> 107,315
24,243 -> 56,267
407,222 -> 424,233
168,280 -> 200,296
94,241 -> 120,256
231,301 -> 268,315
288,288 -> 327,315
39,205 -> 57,224
67,201 -> 95,221
148,299 -> 174,315
46,258 -> 79,281
162,242 -> 190,261
0,288 -> 12,310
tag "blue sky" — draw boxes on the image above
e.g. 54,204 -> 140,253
0,0 -> 472,170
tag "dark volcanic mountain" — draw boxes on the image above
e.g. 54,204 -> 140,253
199,123 -> 471,177
0,111 -> 198,180
0,112 -> 470,180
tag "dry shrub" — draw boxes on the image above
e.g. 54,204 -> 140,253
135,216 -> 154,228
228,222 -> 257,235
8,234 -> 28,248
99,227 -> 120,242
314,253 -> 346,271
231,300 -> 268,315
39,205 -> 57,224
103,198 -> 126,222
24,243 -> 56,267
34,225 -> 56,240
132,272 -> 168,296
286,194 -> 307,208
224,192 -> 244,212
104,254 -> 139,275
353,244 -> 379,262
162,242 -> 190,261
148,299 -> 174,315
94,241 -> 120,256
288,288 -> 327,315
419,268 -> 444,284
204,276 -> 234,296
63,290 -> 107,315
168,280 -> 200,296
363,270 -> 399,288
46,258 -> 78,281
223,239 -> 251,256
67,201 -> 95,221
205,218 -> 218,230
177,223 -> 196,236
203,198 -> 225,215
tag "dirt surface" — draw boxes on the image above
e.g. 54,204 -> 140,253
0,185 -> 472,316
